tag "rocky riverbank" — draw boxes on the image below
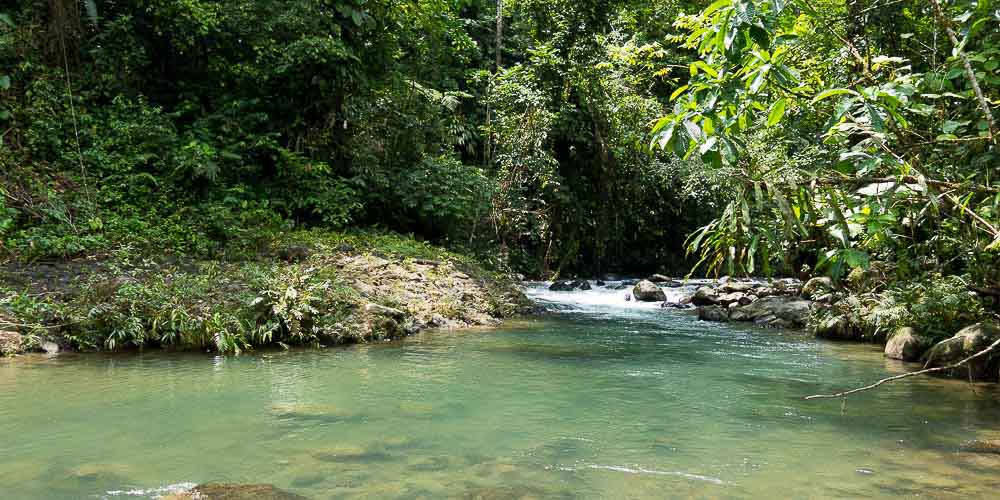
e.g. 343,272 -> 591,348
548,276 -> 1000,382
0,231 -> 533,356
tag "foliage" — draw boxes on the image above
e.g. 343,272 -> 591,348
654,0 -> 1000,293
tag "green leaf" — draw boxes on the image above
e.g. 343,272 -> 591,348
693,61 -> 719,78
669,85 -> 689,101
766,98 -> 786,127
0,14 -> 13,28
703,0 -> 733,16
812,88 -> 859,103
0,75 -> 9,90
748,64 -> 771,93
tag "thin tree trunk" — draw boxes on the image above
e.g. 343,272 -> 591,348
931,0 -> 997,143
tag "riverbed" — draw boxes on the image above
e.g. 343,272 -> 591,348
2,283 -> 999,498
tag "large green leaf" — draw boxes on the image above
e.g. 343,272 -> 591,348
766,98 -> 786,127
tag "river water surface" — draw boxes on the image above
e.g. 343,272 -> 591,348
2,283 -> 1000,498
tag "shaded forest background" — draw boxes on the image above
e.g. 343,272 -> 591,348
1,0 -> 998,292
0,0 -> 718,277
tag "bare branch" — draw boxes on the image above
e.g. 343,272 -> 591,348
804,337 -> 1000,400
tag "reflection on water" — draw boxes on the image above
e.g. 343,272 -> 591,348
2,286 -> 1000,499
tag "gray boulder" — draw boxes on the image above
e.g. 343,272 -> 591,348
648,274 -> 672,283
884,327 -> 930,361
923,323 -> 1000,380
730,296 -> 813,328
720,282 -> 754,293
632,280 -> 666,302
717,292 -> 746,306
698,305 -> 730,322
692,286 -> 719,306
549,280 -> 591,291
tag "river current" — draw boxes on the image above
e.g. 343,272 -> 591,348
2,282 -> 999,498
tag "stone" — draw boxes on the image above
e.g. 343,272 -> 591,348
0,330 -> 23,356
884,327 -> 929,361
813,314 -> 858,340
698,305 -> 730,322
739,295 -> 756,306
730,296 -> 813,327
648,274 -> 672,283
632,280 -> 666,302
549,280 -> 575,291
719,282 -> 753,293
41,341 -> 60,355
548,279 -> 591,291
364,303 -> 407,320
923,322 -> 1000,380
277,245 -> 311,263
801,277 -> 834,299
692,286 -> 719,306
716,292 -> 746,306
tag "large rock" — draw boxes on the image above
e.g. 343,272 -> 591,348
549,280 -> 591,291
648,274 -> 672,283
813,314 -> 859,340
923,323 -> 1000,380
730,296 -> 813,328
0,330 -> 23,356
698,305 -> 730,322
801,277 -> 834,299
632,280 -> 666,302
691,286 -> 719,306
884,327 -> 930,361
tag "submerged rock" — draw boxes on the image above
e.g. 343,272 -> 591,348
632,280 -> 666,302
923,322 -> 1000,380
960,439 -> 1000,454
0,330 -> 23,356
698,305 -> 730,322
165,483 -> 308,500
884,327 -> 930,361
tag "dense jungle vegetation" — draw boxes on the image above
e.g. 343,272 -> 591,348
1,0 -> 999,351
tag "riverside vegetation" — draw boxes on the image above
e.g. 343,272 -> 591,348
0,3 -> 999,375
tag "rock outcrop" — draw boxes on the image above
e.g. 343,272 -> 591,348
728,296 -> 813,328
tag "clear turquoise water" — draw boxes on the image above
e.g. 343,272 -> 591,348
2,289 -> 1000,499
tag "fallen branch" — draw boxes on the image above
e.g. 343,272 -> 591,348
804,337 -> 1000,400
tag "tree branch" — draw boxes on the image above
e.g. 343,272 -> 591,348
804,336 -> 1000,400
930,0 -> 998,144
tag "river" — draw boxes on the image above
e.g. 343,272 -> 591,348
2,282 -> 999,498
